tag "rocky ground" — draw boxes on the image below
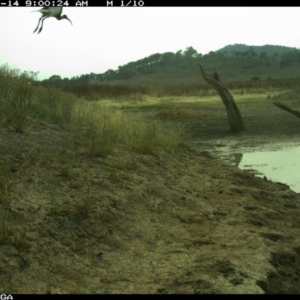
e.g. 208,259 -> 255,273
1,95 -> 300,293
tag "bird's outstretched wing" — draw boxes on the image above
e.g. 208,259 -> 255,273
32,7 -> 49,12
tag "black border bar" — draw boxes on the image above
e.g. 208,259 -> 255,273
0,1 -> 300,7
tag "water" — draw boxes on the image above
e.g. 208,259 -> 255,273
207,140 -> 300,194
238,146 -> 300,193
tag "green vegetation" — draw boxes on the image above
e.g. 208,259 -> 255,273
217,43 -> 297,55
0,64 -> 185,157
0,45 -> 299,213
0,63 -> 190,252
1,52 -> 300,268
251,76 -> 261,81
42,44 -> 300,88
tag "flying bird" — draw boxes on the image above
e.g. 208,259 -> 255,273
32,7 -> 72,34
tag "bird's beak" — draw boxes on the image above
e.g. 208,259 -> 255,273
66,17 -> 73,25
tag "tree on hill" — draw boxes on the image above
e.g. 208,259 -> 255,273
183,46 -> 198,58
174,50 -> 183,60
280,51 -> 300,67
234,51 -> 241,59
217,44 -> 297,56
49,75 -> 61,81
147,53 -> 161,64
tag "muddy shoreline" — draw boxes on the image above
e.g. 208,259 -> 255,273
191,95 -> 300,190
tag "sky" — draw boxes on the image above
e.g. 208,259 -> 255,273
0,7 -> 299,80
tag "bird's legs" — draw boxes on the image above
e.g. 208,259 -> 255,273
33,16 -> 49,34
33,16 -> 43,33
38,16 -> 50,34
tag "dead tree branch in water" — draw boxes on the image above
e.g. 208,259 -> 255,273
199,65 -> 244,132
273,102 -> 300,119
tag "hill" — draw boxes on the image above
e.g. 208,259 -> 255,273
216,43 -> 298,55
43,44 -> 300,87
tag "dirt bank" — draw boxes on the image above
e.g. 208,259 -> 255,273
1,96 -> 300,294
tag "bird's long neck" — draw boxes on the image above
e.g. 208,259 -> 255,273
57,15 -> 66,20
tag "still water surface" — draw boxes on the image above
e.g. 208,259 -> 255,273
238,146 -> 300,193
208,139 -> 300,194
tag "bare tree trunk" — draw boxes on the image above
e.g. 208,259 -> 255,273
273,102 -> 300,119
199,65 -> 244,132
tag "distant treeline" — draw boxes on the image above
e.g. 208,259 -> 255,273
42,44 -> 300,86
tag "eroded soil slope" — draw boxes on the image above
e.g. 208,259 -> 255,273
1,96 -> 300,293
